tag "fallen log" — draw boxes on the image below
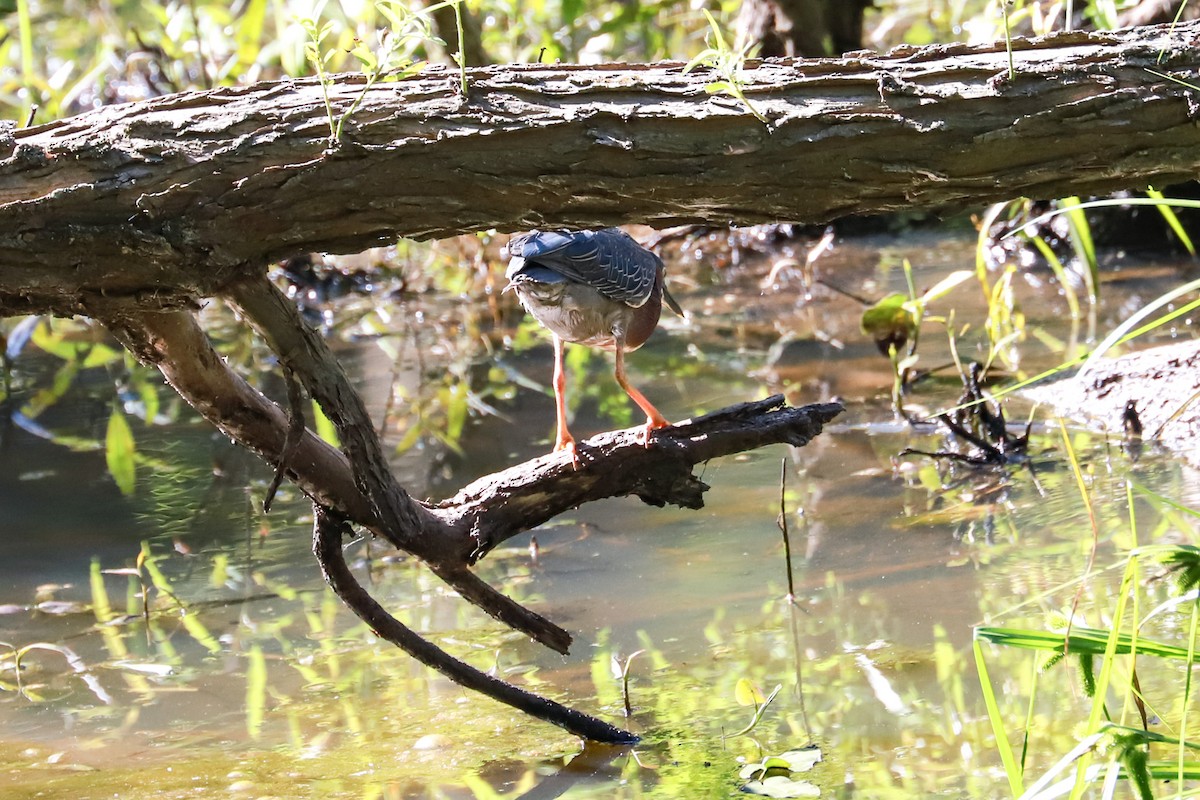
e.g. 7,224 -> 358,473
3,21 -> 1200,315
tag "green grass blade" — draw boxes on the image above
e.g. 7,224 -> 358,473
1061,195 -> 1098,304
973,638 -> 1024,796
974,626 -> 1191,660
1077,278 -> 1200,380
1146,186 -> 1196,256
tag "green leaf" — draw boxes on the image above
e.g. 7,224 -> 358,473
861,293 -> 916,353
735,676 -> 765,706
105,407 -> 136,495
312,400 -> 340,446
916,269 -> 974,306
701,9 -> 728,53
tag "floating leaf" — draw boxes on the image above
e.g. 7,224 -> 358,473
740,748 -> 823,796
741,775 -> 821,798
735,676 -> 765,706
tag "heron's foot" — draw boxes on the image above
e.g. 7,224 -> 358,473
636,414 -> 671,447
554,435 -> 581,469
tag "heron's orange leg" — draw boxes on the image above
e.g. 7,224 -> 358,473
552,335 -> 580,466
614,339 -> 669,445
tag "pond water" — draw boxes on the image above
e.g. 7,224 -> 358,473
1,229 -> 1198,799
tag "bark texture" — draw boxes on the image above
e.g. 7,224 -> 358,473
2,21 -> 1200,317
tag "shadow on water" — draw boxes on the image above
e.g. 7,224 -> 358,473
0,229 -> 1198,798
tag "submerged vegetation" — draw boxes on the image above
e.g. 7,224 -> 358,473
2,0 -> 1200,797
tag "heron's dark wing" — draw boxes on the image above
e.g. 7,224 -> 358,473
508,229 -> 660,307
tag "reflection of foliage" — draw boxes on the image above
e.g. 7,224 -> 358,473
1,421 -> 1198,796
2,316 -> 180,494
973,475 -> 1200,798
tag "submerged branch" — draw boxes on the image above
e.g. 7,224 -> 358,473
312,507 -> 637,744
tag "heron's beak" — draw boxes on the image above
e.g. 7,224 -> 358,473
662,284 -> 684,317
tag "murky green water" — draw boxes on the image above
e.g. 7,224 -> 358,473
2,231 -> 1198,798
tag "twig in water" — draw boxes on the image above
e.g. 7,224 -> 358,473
778,459 -> 796,601
621,649 -> 646,717
312,506 -> 638,744
264,366 -> 306,513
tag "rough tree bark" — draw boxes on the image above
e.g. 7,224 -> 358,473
2,20 -> 1199,316
3,20 -> 1199,742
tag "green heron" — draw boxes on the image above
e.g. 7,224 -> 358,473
506,228 -> 683,461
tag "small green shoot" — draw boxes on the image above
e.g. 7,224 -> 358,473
299,4 -> 337,141
727,679 -> 782,738
16,0 -> 35,123
620,648 -> 645,717
1000,0 -> 1015,81
300,0 -> 458,144
683,9 -> 768,125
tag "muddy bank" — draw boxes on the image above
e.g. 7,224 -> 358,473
1024,338 -> 1200,468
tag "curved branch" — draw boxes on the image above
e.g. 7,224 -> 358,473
97,301 -> 572,653
220,276 -> 578,653
98,305 -> 374,522
312,506 -> 637,744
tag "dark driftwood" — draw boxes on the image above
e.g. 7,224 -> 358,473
3,21 -> 1200,316
312,508 -> 638,744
